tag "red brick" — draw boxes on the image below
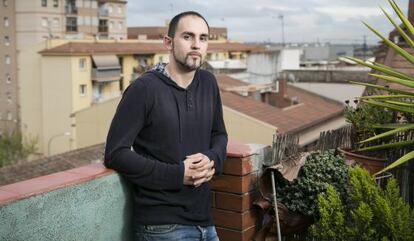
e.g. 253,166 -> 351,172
215,191 -> 259,212
223,157 -> 254,175
212,208 -> 259,230
226,143 -> 253,158
216,226 -> 257,241
210,172 -> 258,194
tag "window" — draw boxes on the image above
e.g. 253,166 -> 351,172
108,5 -> 113,13
53,18 -> 59,27
117,6 -> 122,14
118,21 -> 122,30
3,0 -> 8,7
5,73 -> 11,83
4,36 -> 10,46
41,0 -> 47,7
109,21 -> 113,29
66,17 -> 77,32
158,56 -> 163,63
41,17 -> 48,27
53,0 -> 58,7
5,55 -> 10,65
6,92 -> 11,103
4,17 -> 9,27
7,111 -> 12,121
79,58 -> 86,70
79,84 -> 87,96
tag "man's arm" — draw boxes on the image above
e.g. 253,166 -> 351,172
104,80 -> 184,190
201,80 -> 228,175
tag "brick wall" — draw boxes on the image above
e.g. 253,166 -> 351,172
210,143 -> 270,241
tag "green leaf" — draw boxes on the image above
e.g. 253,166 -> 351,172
358,140 -> 414,151
372,62 -> 414,81
388,0 -> 414,38
343,57 -> 414,80
363,21 -> 414,66
360,123 -> 414,143
360,94 -> 413,99
384,100 -> 414,107
375,150 -> 414,175
380,6 -> 414,50
369,73 -> 414,88
349,81 -> 414,96
361,99 -> 414,114
372,123 -> 414,129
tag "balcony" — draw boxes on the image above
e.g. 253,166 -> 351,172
65,5 -> 78,15
98,8 -> 109,17
0,143 -> 267,241
98,25 -> 108,33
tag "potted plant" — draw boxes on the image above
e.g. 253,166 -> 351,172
254,150 -> 350,239
342,0 -> 414,175
338,100 -> 394,174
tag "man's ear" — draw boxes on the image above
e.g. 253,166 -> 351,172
163,36 -> 173,50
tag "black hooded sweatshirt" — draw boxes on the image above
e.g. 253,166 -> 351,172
104,69 -> 228,226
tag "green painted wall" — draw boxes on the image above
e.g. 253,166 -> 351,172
0,174 -> 133,241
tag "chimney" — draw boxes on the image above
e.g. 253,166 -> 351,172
409,0 -> 414,25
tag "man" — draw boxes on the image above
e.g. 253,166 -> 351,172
104,11 -> 228,241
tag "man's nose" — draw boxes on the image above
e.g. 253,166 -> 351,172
191,38 -> 200,49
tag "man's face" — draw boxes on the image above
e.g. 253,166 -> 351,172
167,15 -> 209,71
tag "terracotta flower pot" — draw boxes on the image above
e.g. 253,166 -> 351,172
337,147 -> 386,175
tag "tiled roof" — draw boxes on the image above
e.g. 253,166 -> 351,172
39,42 -> 262,55
0,144 -> 104,186
216,75 -> 344,134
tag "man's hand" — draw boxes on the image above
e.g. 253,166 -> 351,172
183,153 -> 215,187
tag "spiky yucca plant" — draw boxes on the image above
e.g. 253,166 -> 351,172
344,0 -> 414,175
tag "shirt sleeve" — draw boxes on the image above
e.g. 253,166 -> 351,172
202,79 -> 228,175
104,79 -> 184,190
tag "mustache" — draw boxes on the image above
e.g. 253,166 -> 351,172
187,51 -> 202,57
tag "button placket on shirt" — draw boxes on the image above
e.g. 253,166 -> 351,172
187,89 -> 193,110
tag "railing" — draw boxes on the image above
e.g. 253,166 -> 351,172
65,5 -> 78,15
98,25 -> 108,33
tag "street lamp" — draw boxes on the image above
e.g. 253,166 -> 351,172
47,131 -> 71,156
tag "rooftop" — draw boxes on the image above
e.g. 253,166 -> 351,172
216,75 -> 345,134
39,41 -> 263,56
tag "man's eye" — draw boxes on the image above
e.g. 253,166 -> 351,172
200,36 -> 208,42
183,35 -> 191,40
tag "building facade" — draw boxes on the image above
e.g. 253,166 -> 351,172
0,0 -> 127,136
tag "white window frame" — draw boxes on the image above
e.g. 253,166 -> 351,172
4,17 -> 9,27
5,55 -> 10,65
5,36 -> 10,46
41,17 -> 48,27
79,58 -> 86,70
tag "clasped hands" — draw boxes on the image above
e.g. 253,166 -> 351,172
183,153 -> 215,187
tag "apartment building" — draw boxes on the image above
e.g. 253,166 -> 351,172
0,0 -> 127,136
0,0 -> 18,133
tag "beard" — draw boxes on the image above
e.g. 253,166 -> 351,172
172,46 -> 204,72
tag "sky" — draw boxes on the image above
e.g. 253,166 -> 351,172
127,0 -> 410,45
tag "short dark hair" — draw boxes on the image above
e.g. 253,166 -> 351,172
167,11 -> 210,38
